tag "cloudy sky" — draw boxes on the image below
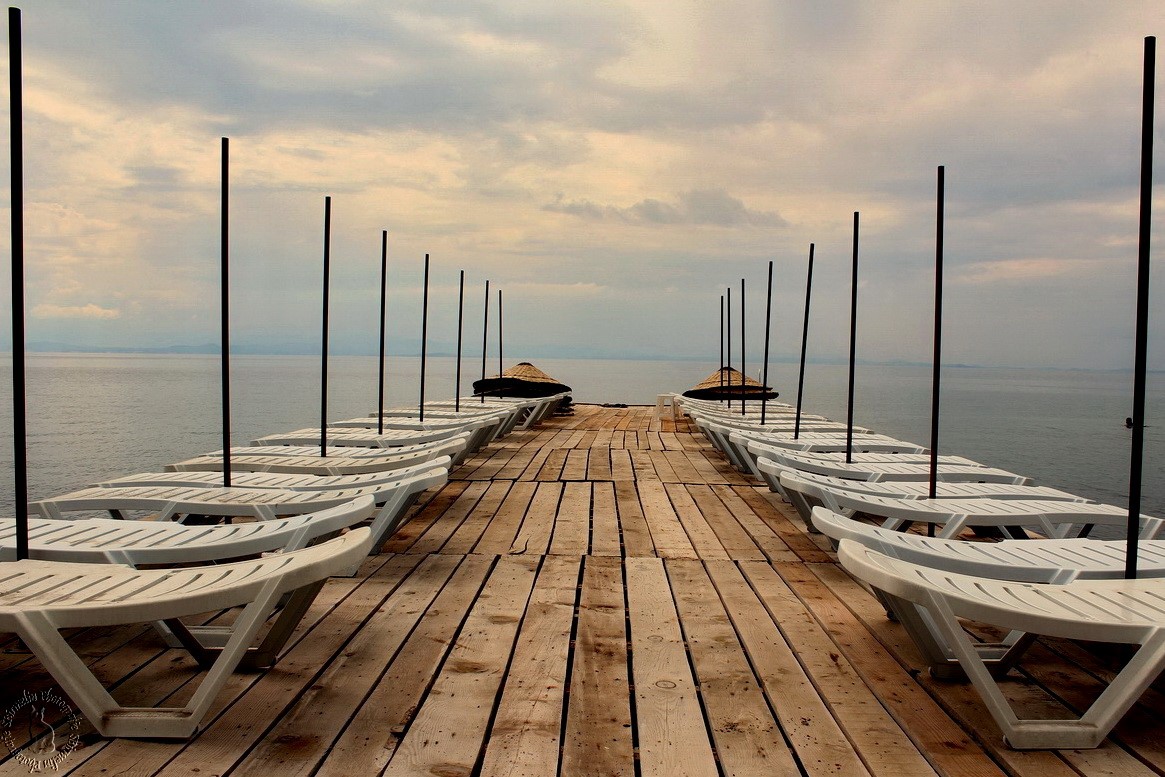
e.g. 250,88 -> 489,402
2,0 -> 1163,368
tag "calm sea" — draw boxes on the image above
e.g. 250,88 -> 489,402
0,353 -> 1161,530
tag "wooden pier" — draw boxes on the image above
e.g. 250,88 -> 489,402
2,405 -> 1162,776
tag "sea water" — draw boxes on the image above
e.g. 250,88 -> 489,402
0,353 -> 1160,529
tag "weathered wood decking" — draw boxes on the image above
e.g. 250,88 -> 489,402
2,405 -> 1163,776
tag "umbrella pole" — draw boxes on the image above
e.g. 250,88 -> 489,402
320,196 -> 331,457
498,288 -> 503,399
1127,36 -> 1156,580
377,230 -> 387,434
455,270 -> 464,412
929,166 -> 945,503
794,244 -> 814,440
740,277 -> 746,416
220,138 -> 231,486
9,8 -> 27,560
761,261 -> 773,425
846,212 -> 859,464
419,254 -> 429,422
480,279 -> 489,403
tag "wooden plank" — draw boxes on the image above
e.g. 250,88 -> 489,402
629,450 -> 659,481
710,484 -> 799,563
475,481 -> 538,555
703,558 -> 874,777
89,554 -> 428,777
535,448 -> 569,481
479,556 -> 581,777
663,450 -> 704,483
510,482 -> 562,555
549,481 -> 591,556
586,447 -> 613,481
683,485 -> 766,560
316,555 -> 496,777
614,479 -> 655,557
663,483 -> 730,560
231,554 -> 463,777
443,480 -> 512,555
590,482 -> 622,557
381,480 -> 470,553
561,556 -> 635,776
735,486 -> 834,563
637,480 -> 697,558
383,556 -> 540,777
625,557 -> 719,777
407,480 -> 491,555
562,448 -> 590,481
590,430 -> 613,449
610,448 -> 635,481
666,558 -> 803,777
648,450 -> 679,483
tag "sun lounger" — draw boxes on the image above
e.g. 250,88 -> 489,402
253,426 -> 489,461
167,452 -> 449,476
112,457 -> 448,491
778,469 -> 1086,523
2,496 -> 375,564
755,452 -> 1031,501
792,483 -> 1161,539
33,462 -> 447,551
733,433 -> 926,478
838,537 -> 1165,749
0,528 -> 372,738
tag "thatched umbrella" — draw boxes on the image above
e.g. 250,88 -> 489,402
473,362 -> 572,398
683,367 -> 777,401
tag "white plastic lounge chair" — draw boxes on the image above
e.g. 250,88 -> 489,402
106,457 -> 448,492
166,452 -> 448,476
733,433 -> 926,478
838,537 -> 1165,749
253,426 -> 488,462
755,452 -> 1031,499
0,528 -> 372,739
792,484 -> 1162,539
779,469 -> 1086,524
3,496 -> 375,565
33,462 -> 447,551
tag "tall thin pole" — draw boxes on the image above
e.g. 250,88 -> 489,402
377,230 -> 387,434
480,279 -> 489,403
220,138 -> 231,487
846,212 -> 859,463
726,286 -> 732,409
929,167 -> 945,501
9,8 -> 27,560
794,244 -> 814,439
740,277 -> 747,416
760,261 -> 774,425
1127,36 -> 1156,580
319,196 -> 331,457
498,290 -> 503,400
455,269 -> 465,412
419,254 -> 430,422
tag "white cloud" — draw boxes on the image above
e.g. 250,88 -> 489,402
32,303 -> 121,320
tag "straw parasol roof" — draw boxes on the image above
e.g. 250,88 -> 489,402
682,366 -> 778,400
473,362 -> 572,398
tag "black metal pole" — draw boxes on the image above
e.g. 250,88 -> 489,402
794,244 -> 814,439
1128,36 -> 1155,579
419,254 -> 430,422
740,277 -> 747,416
846,212 -> 859,463
220,138 -> 231,487
726,286 -> 732,410
761,261 -> 773,425
497,288 -> 504,399
320,196 -> 331,457
929,167 -> 945,501
480,279 -> 489,403
9,7 -> 27,560
377,230 -> 387,434
455,269 -> 464,412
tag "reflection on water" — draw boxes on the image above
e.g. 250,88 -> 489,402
0,354 -> 1160,531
